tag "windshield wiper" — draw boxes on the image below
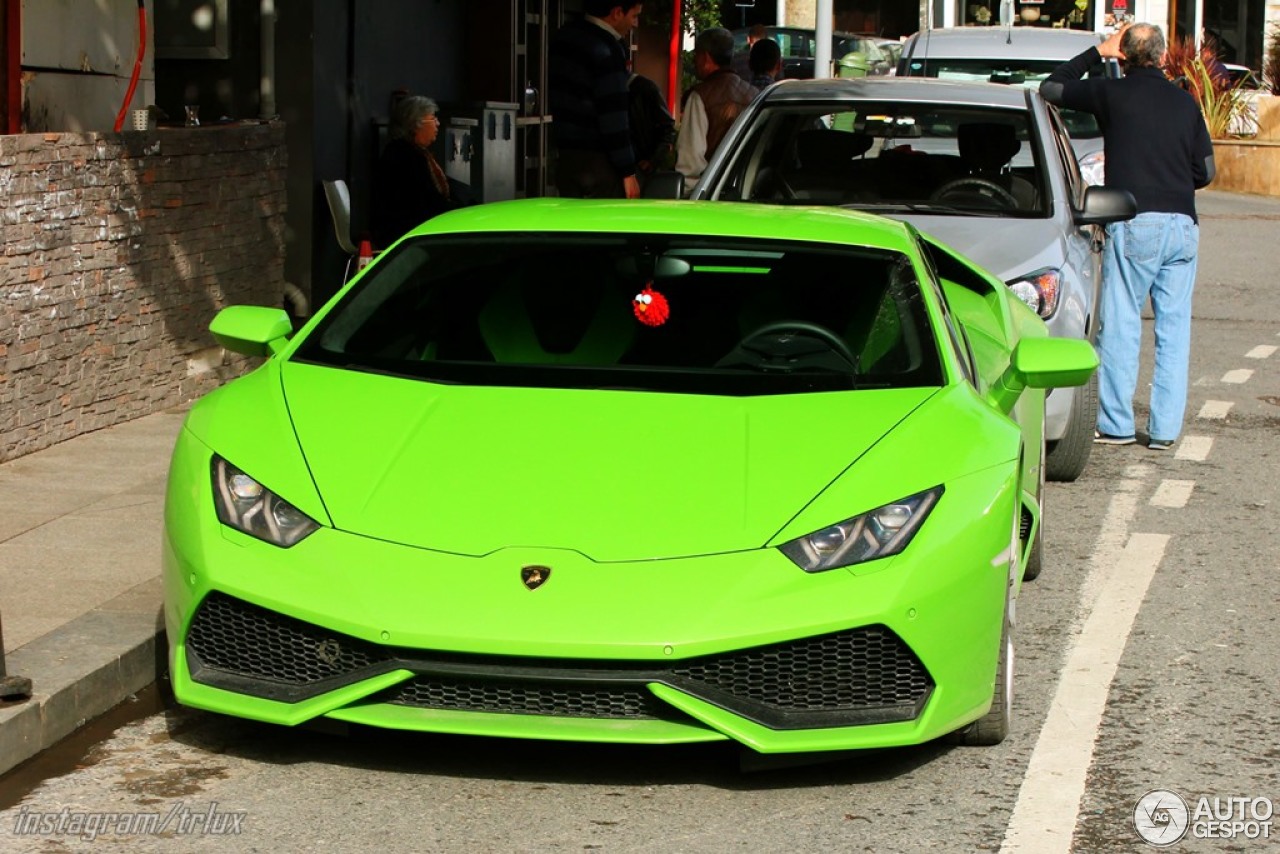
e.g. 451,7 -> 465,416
843,202 -> 1006,217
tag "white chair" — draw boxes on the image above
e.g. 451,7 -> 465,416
322,179 -> 359,280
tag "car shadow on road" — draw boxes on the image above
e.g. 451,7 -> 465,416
162,703 -> 954,790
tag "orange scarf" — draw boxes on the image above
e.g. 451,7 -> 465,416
425,149 -> 450,199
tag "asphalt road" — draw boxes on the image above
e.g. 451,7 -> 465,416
2,191 -> 1278,853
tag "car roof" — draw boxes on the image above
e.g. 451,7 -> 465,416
409,198 -> 919,252
903,26 -> 1104,60
759,76 -> 1034,109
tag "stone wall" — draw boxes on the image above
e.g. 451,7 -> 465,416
0,122 -> 288,463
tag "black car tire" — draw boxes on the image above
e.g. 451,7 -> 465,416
1045,371 -> 1097,482
950,602 -> 1013,746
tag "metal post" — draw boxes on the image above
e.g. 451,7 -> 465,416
0,610 -> 33,700
814,0 -> 834,78
260,0 -> 277,120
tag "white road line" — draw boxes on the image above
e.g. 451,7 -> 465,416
1070,464 -> 1148,613
1245,345 -> 1277,359
1198,400 -> 1233,420
1222,369 -> 1254,384
1151,479 -> 1195,508
1001,531 -> 1170,854
1002,465 -> 1148,850
1175,436 -> 1213,461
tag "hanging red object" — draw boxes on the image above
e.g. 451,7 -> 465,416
357,239 -> 375,271
632,285 -> 670,327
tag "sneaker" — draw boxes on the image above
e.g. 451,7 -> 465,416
1148,438 -> 1174,451
1094,432 -> 1136,445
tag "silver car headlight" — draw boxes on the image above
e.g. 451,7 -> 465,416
212,456 -> 319,548
1079,150 -> 1105,186
1008,268 -> 1061,319
779,487 -> 942,573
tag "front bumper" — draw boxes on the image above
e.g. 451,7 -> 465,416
163,428 -> 1016,754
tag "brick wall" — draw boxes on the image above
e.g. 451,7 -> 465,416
0,122 -> 289,463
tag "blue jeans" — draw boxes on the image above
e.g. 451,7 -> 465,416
1097,212 -> 1199,442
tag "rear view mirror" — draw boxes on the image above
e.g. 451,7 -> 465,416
987,336 -> 1098,413
210,306 -> 293,357
1075,186 -> 1137,225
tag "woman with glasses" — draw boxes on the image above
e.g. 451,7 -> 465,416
372,94 -> 468,248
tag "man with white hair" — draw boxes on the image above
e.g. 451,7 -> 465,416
1041,23 -> 1215,452
676,27 -> 758,193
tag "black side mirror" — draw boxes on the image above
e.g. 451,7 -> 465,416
1076,185 -> 1137,225
642,171 -> 685,200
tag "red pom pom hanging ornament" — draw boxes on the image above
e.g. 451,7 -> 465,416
632,285 -> 670,327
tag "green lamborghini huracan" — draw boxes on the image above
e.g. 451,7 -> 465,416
162,198 -> 1095,753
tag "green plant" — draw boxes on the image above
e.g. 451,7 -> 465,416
1265,23 -> 1280,96
641,0 -> 722,40
1163,35 -> 1252,138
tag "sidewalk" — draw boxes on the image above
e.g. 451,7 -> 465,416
0,408 -> 187,777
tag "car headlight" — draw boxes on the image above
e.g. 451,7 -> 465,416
779,487 -> 942,573
1079,150 -> 1105,186
211,456 -> 319,548
1007,268 -> 1061,319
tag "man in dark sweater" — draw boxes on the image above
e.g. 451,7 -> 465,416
1041,23 -> 1215,451
549,1 -> 642,199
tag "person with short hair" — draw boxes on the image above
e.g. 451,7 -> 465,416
676,28 -> 759,192
733,23 -> 769,81
748,37 -> 783,88
548,1 -> 644,199
371,94 -> 464,248
1041,23 -> 1215,451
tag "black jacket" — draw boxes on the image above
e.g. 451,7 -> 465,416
1042,47 -> 1214,220
627,73 -> 675,169
371,138 -> 461,249
548,17 -> 636,179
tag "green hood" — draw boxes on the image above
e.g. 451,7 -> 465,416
280,363 -> 936,561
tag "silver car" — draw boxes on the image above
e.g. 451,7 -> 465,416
896,27 -> 1121,184
689,77 -> 1135,481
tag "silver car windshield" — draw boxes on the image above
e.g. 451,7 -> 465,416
710,102 -> 1046,216
900,57 -> 1108,139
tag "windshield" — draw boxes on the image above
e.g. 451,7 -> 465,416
900,57 -> 1108,138
293,233 -> 942,395
706,101 -> 1046,215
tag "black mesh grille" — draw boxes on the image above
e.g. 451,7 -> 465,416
185,593 -> 931,726
384,677 -> 667,719
1020,506 -> 1033,542
187,592 -> 389,686
672,626 -> 930,712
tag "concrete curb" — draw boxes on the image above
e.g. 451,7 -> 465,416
0,578 -> 165,778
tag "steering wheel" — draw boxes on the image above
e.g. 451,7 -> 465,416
931,177 -> 1019,210
728,320 -> 857,370
753,167 -> 797,202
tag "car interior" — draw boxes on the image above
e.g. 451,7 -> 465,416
709,103 -> 1046,214
300,235 -> 944,394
